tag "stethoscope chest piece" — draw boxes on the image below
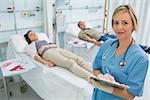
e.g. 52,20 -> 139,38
119,60 -> 126,67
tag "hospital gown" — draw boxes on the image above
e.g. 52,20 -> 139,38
92,39 -> 148,100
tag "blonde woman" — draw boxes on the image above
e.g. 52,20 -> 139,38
92,5 -> 148,100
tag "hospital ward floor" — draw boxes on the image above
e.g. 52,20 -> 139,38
0,80 -> 42,100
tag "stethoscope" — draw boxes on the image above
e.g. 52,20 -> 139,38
102,39 -> 134,67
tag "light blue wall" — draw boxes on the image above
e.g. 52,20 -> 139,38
0,0 -> 44,62
56,0 -> 105,48
0,0 -> 105,61
56,0 -> 105,32
0,0 -> 44,42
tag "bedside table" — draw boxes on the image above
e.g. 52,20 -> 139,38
0,58 -> 36,100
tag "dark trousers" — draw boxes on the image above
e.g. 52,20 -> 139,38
98,34 -> 117,42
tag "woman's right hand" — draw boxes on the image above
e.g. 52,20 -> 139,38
44,61 -> 55,67
49,44 -> 57,48
96,41 -> 103,46
92,39 -> 102,46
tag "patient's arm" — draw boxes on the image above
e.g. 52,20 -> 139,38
87,38 -> 102,46
34,54 -> 55,67
79,33 -> 102,46
81,37 -> 102,46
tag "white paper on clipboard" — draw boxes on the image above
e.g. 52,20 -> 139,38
90,77 -> 129,90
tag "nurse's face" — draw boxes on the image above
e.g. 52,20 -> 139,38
28,31 -> 38,42
112,10 -> 133,40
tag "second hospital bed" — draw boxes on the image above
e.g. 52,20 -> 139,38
64,23 -> 100,63
6,33 -> 94,100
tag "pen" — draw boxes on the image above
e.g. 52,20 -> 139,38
105,67 -> 110,74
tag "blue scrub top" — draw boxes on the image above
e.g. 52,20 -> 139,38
92,39 -> 148,100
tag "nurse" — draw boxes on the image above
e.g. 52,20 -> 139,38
92,5 -> 148,100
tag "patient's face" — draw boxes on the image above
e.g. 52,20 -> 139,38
28,31 -> 38,42
79,22 -> 86,30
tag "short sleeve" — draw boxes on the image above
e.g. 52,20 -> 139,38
127,56 -> 148,96
92,48 -> 102,70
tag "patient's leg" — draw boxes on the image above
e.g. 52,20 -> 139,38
69,63 -> 95,80
43,49 -> 94,79
43,48 -> 95,80
43,48 -> 76,69
59,48 -> 93,73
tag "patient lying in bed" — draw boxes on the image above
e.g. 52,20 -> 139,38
24,30 -> 95,80
77,21 -> 150,54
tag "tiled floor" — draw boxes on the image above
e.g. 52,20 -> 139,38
0,80 -> 42,100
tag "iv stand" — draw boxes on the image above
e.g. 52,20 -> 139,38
103,0 -> 108,33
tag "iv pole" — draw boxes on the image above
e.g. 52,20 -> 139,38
53,2 -> 57,44
103,0 -> 108,33
12,0 -> 18,34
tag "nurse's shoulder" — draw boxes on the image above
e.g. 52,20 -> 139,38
132,43 -> 148,64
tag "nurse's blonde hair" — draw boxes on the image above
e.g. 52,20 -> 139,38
112,5 -> 138,32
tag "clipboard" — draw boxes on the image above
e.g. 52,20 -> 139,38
90,77 -> 129,90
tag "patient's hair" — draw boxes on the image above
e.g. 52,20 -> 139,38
77,21 -> 84,28
24,30 -> 32,44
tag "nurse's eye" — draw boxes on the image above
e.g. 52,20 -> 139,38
122,21 -> 128,25
113,21 -> 119,25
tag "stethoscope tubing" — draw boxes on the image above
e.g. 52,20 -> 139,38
102,39 -> 133,66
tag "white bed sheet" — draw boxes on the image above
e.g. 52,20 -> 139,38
21,61 -> 93,100
7,34 -> 94,100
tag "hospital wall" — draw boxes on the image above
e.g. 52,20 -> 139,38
1,0 -> 149,61
0,0 -> 44,62
56,0 -> 104,31
0,0 -> 106,61
56,0 -> 105,48
106,0 -> 150,45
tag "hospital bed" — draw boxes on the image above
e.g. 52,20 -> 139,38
6,33 -> 94,100
64,23 -> 99,62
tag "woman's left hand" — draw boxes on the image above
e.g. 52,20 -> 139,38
103,74 -> 116,82
97,73 -> 116,82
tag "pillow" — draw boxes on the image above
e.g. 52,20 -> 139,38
37,33 -> 51,43
11,33 -> 50,53
11,35 -> 28,53
65,23 -> 92,37
65,24 -> 81,37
